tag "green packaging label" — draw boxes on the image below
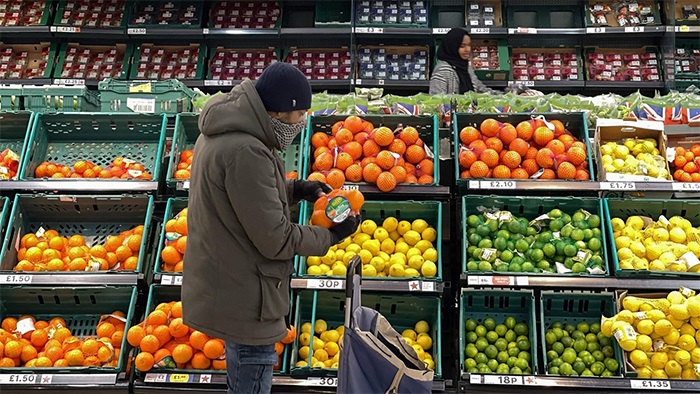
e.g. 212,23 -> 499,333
325,196 -> 351,223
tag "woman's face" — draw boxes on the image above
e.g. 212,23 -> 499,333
458,35 -> 471,60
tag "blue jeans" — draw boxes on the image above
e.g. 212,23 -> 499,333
226,342 -> 278,394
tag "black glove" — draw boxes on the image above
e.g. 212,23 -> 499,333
329,215 -> 361,245
293,180 -> 332,202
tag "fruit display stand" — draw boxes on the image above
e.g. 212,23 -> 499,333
0,194 -> 154,285
0,285 -> 137,391
17,112 -> 166,193
0,111 -> 33,182
21,85 -> 100,113
152,197 -> 188,285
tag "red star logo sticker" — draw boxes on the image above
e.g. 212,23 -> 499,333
526,377 -> 535,384
201,375 -> 210,383
410,282 -> 419,290
42,376 -> 51,383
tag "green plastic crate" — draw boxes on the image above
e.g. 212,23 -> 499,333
22,85 -> 100,113
52,43 -> 133,81
459,289 -> 539,375
53,0 -> 129,27
11,0 -> 53,26
510,47 -> 584,82
297,200 -> 443,280
129,44 -> 206,81
314,0 -> 351,26
461,195 -> 610,276
99,79 -> 198,114
539,291 -> 625,377
153,198 -> 188,277
19,112 -> 167,182
0,194 -> 154,274
290,290 -> 442,378
0,85 -> 24,111
304,115 -> 440,186
0,285 -> 137,373
506,4 -> 583,28
128,1 -> 204,28
0,197 -> 9,250
453,112 -> 593,193
0,42 -> 58,80
0,111 -> 33,180
138,285 -> 290,375
584,46 -> 661,82
604,198 -> 700,278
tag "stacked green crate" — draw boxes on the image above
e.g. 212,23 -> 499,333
0,112 -> 33,180
0,85 -> 24,111
99,79 -> 198,114
22,85 -> 100,113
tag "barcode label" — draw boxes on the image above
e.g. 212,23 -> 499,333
126,98 -> 156,113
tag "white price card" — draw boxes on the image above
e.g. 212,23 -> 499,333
127,28 -> 147,34
471,28 -> 490,34
482,180 -> 516,189
421,281 -> 435,292
204,80 -> 233,86
624,26 -> 644,33
0,274 -> 32,284
307,279 -> 343,290
483,375 -> 523,385
629,379 -> 670,389
126,97 -> 156,114
307,377 -> 338,386
468,180 -> 480,189
53,78 -> 85,85
0,374 -> 39,384
432,28 -> 450,34
340,184 -> 359,191
161,275 -> 183,286
182,180 -> 190,190
469,374 -> 482,384
586,27 -> 606,33
144,373 -> 167,383
55,26 -> 79,33
673,182 -> 700,191
602,181 -> 636,190
354,27 -> 383,34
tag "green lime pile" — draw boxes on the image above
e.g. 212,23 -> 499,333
464,316 -> 533,375
544,320 -> 619,377
465,207 -> 606,274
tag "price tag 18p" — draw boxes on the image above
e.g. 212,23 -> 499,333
307,279 -> 343,290
483,375 -> 523,385
629,379 -> 670,389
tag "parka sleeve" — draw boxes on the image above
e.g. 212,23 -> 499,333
225,145 -> 333,260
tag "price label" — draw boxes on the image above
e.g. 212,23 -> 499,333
128,28 -> 147,34
624,26 -> 644,33
202,28 -> 210,34
471,28 -> 490,34
673,182 -> 700,191
482,180 -> 516,189
198,374 -> 212,383
432,28 -> 450,34
51,26 -> 80,33
629,379 -> 670,389
160,275 -> 183,286
603,181 -> 636,190
169,374 -> 190,383
377,79 -> 385,85
512,27 -> 537,34
354,27 -> 383,34
204,80 -> 233,86
126,97 -> 156,114
53,78 -> 85,85
1,374 -> 38,384
421,281 -> 435,292
307,279 -> 343,289
181,180 -> 190,190
483,375 -> 523,385
340,184 -> 359,191
307,377 -> 337,386
144,373 -> 167,383
586,27 -> 606,33
1,274 -> 32,284
679,25 -> 690,33
468,180 -> 480,189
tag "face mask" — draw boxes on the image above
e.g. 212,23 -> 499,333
269,115 -> 305,151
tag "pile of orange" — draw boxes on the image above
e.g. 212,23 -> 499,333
286,171 -> 298,179
0,311 -> 125,368
173,150 -> 193,180
671,144 -> 700,182
310,189 -> 364,228
0,148 -> 20,180
35,157 -> 153,180
14,226 -> 144,272
458,118 -> 590,180
161,207 -> 188,273
307,115 -> 435,192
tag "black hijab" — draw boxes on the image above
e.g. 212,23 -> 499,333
437,27 -> 474,94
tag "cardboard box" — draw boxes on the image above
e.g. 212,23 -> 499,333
465,1 -> 503,27
595,118 -> 672,182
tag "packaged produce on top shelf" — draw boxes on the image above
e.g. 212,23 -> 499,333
587,49 -> 660,82
306,115 -> 436,191
357,46 -> 429,81
676,48 -> 700,75
129,0 -> 202,27
209,0 -> 280,29
134,44 -> 200,80
466,1 -> 501,28
512,50 -> 580,82
56,0 -> 126,27
0,0 -> 47,26
355,0 -> 428,26
285,48 -> 352,81
0,44 -> 51,79
587,1 -> 657,27
676,3 -> 700,22
58,44 -> 127,80
458,116 -> 591,180
464,316 -> 533,375
669,145 -> 700,182
471,44 -> 500,71
209,48 -> 276,81
0,149 -> 20,180
0,312 -> 127,368
602,289 -> 700,380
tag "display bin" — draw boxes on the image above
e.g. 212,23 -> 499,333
604,198 -> 700,277
453,112 -> 594,193
429,1 -> 464,29
462,195 -> 610,276
314,0 -> 351,26
127,0 -> 204,28
166,113 -> 199,188
52,42 -> 133,81
303,115 -> 440,186
52,0 -> 129,27
674,0 -> 700,26
584,0 -> 661,28
459,289 -> 539,374
297,200 -> 443,281
584,46 -> 662,83
0,111 -> 33,181
509,47 -> 584,83
0,197 -> 9,247
505,2 -> 583,28
4,0 -> 53,26
355,1 -> 429,28
99,79 -> 198,114
470,39 -> 509,81
19,112 -> 167,183
290,290 -> 442,378
0,85 -> 24,111
0,285 -> 137,373
22,85 -> 100,113
0,42 -> 58,80
153,197 -> 187,278
205,46 -> 280,82
539,291 -> 625,377
137,284 -> 290,375
0,194 -> 155,275
675,39 -> 700,81
208,1 -> 283,29
464,1 -> 504,28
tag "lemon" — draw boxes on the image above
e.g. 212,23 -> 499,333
324,342 -> 339,357
314,320 -> 328,335
298,345 -> 310,360
397,220 -> 411,235
361,264 -> 377,277
332,264 -> 347,276
424,359 -> 435,370
615,236 -> 632,250
414,321 -> 429,334
649,260 -> 666,271
623,296 -> 643,311
678,334 -> 697,351
670,304 -> 690,321
378,251 -> 390,262
411,344 -> 425,360
334,249 -> 345,261
389,264 -> 405,277
680,369 -> 697,380
374,228 -> 389,242
380,238 -> 395,254
421,261 -> 437,278
620,259 -> 634,270
692,316 -> 700,330
299,332 -> 311,346
675,349 -> 691,366
647,310 -> 666,323
650,352 -> 668,369
370,256 -> 385,273
416,333 -> 433,350
415,240 -> 433,254
421,227 -> 437,243
423,248 -> 438,262
617,248 -> 634,261
602,155 -> 613,166
321,250 -> 336,265
394,242 -> 410,255
645,244 -> 663,260
403,230 -> 421,246
636,366 -> 653,378
668,316 -> 685,329
353,233 -> 371,246
611,218 -> 625,232
630,242 -> 646,258
630,349 -> 650,368
680,323 -> 696,337
651,369 -> 669,379
659,251 -> 677,264
640,303 -> 654,312
388,254 -> 406,267
411,219 -> 429,234
307,256 -> 322,266
307,265 -> 323,275
314,348 -> 329,362
633,258 -> 649,270
663,330 -> 680,345
687,297 -> 700,318
636,334 -> 653,352
669,227 -> 687,243
654,319 -> 674,336
402,329 -> 418,340
664,360 -> 683,378
357,249 -> 372,265
342,251 -> 357,265
601,319 -> 614,337
389,231 -> 401,241
652,228 -> 670,242
362,239 -> 380,256
691,348 -> 700,363
688,241 -> 700,256
637,320 -> 654,335
408,255 -> 425,270
616,310 -> 636,324
626,216 -> 645,230
404,268 -> 420,277
382,217 -> 398,233
361,219 -> 377,235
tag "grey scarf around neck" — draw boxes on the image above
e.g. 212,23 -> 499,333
268,115 -> 305,151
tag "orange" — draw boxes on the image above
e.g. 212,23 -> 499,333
202,339 -> 224,359
557,134 -> 575,149
81,339 -> 101,356
20,344 -> 37,362
68,258 -> 88,271
97,345 -> 112,363
540,169 -> 556,179
34,356 -> 52,367
498,124 -> 517,144
161,246 -> 182,266
191,351 -> 211,370
362,139 -> 381,158
468,140 -> 487,156
376,150 -> 396,170
0,357 -> 15,367
53,358 -> 69,367
691,172 -> 700,182
104,235 -> 122,252
327,137 -> 339,150
354,131 -> 369,145
545,140 -> 566,155
307,172 -> 327,184
550,120 -> 566,136
326,168 -> 346,190
336,128 -> 354,146
683,162 -> 697,173
512,168 -> 530,179
35,164 -> 48,178
48,236 -> 65,251
169,318 -> 189,338
282,326 -> 297,345
25,246 -> 43,263
479,149 -> 499,168
567,146 -> 587,166
147,309 -> 168,328
45,346 -> 63,363
135,351 -> 155,372
418,174 -> 434,184
362,163 -> 382,183
557,162 -> 576,179
310,210 -> 333,228
417,159 -> 434,177
139,335 -> 160,353
115,245 -> 132,262
399,127 -> 419,145
212,359 -> 226,370
516,121 -> 534,141
2,317 -> 18,332
376,172 -> 397,192
315,152 -> 334,172
502,151 -> 522,169
346,190 -> 365,213
30,329 -> 48,348
405,145 -> 426,164
484,137 -> 504,153
342,141 -> 363,161
344,116 -> 364,133
96,322 -> 116,340
691,144 -> 700,157
372,127 -> 394,147
492,165 -> 511,179
111,330 -> 124,348
405,174 -> 418,184
575,169 -> 590,180
469,161 -> 490,178
275,341 -> 284,356
153,348 -> 171,362
126,234 -> 142,252
480,118 -> 500,137
458,149 -> 478,171
65,349 -> 84,366
674,155 -> 688,169
345,164 -> 363,183
168,302 -> 182,319
127,326 -> 146,347
172,344 -> 194,364
49,317 -> 66,330
388,139 -> 407,156
190,331 -> 209,351
536,149 -> 555,168
153,325 -> 172,347
311,132 -> 330,149
174,216 -> 188,235
361,121 -> 374,134
333,152 -> 352,171
121,256 -> 137,271
67,234 -> 85,247
533,126 -> 554,146
459,126 -> 481,145
34,320 -> 48,330
53,327 -> 72,344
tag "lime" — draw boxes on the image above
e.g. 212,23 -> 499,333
497,351 -> 509,364
514,358 -> 529,371
507,220 -> 523,234
468,233 -> 482,246
578,350 -> 591,359
564,244 -> 578,257
507,356 -> 518,368
509,366 -> 523,375
560,225 -> 573,238
572,361 -> 586,374
572,211 -> 586,223
487,359 -> 499,372
478,365 -> 491,374
582,229 -> 594,241
494,324 -> 508,337
582,354 -> 596,367
507,346 -> 520,357
555,241 -> 566,256
483,318 -> 496,331
564,257 -> 575,269
493,238 -> 508,251
476,224 -> 491,237
477,239 -> 493,249
494,338 -> 508,352
537,260 -> 551,270
532,241 -> 544,250
552,327 -> 564,339
588,214 -> 600,228
475,352 -> 488,365
517,339 -> 530,351
562,348 -> 577,364
477,261 -> 492,271
465,344 -> 478,358
549,209 -> 563,218
571,330 -> 584,340
514,323 -> 528,336
466,261 -> 479,271
549,366 -> 560,375
486,331 -> 499,344
496,230 -> 511,240
467,215 -> 483,228
511,256 -> 525,266
585,333 -> 597,343
573,338 -> 587,353
601,369 -> 614,377
561,336 -> 573,348
552,342 -> 565,355
504,330 -> 517,343
559,362 -> 573,376
494,263 -> 509,272
521,262 -> 535,272
545,331 -> 557,346
475,325 -> 487,337
571,262 -> 586,273
500,250 -> 514,262
589,322 -> 601,334
592,350 -> 605,362
518,351 -> 531,363
465,318 -> 478,332
571,229 -> 585,241
504,317 -> 516,330
587,342 -> 600,353
602,346 -> 614,359
588,238 -> 602,252
497,363 -> 510,374
466,332 -> 478,344
546,350 -> 559,361
475,337 -> 489,351
472,248 -> 483,260
597,333 -> 611,347
543,244 -> 556,258
575,241 -> 587,250
464,358 -> 477,371
590,361 -> 605,376
581,369 -> 595,377
550,357 -> 563,368
529,248 -> 544,262
515,239 -> 529,252
549,218 -> 564,232
508,263 -> 522,272
604,358 -> 619,372
561,213 -> 571,223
